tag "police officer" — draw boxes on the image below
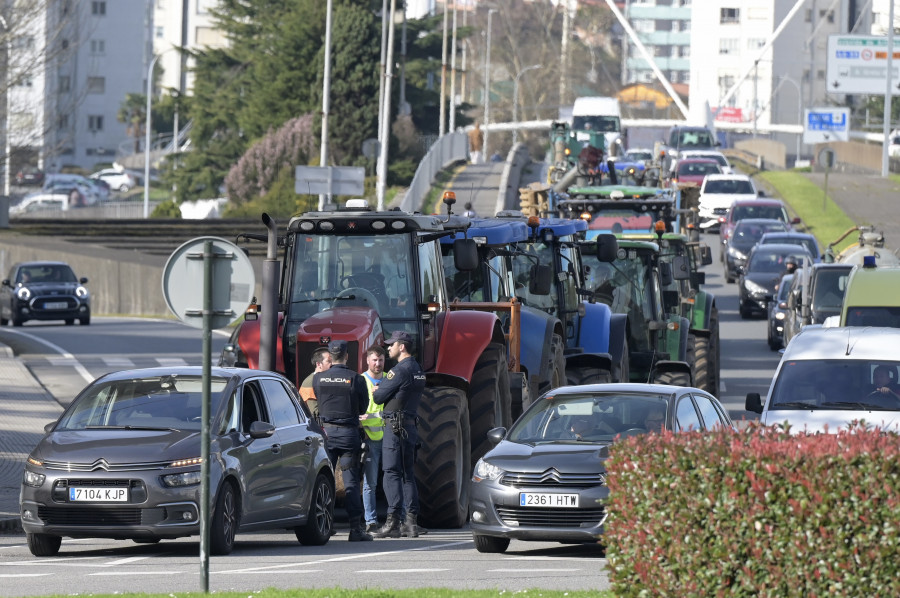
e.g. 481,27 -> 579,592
372,330 -> 427,538
312,340 -> 373,542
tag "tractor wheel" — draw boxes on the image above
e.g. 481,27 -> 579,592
693,335 -> 711,394
535,334 -> 566,401
416,386 -> 471,529
613,339 -> 630,383
566,364 -> 609,386
709,307 -> 721,397
469,343 -> 512,466
652,370 -> 692,388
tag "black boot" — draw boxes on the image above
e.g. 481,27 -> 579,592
400,513 -> 424,538
348,518 -> 373,542
373,514 -> 401,538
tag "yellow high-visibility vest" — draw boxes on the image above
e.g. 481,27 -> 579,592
361,374 -> 384,441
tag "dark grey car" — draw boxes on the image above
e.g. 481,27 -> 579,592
469,383 -> 734,553
0,261 -> 91,326
20,367 -> 335,556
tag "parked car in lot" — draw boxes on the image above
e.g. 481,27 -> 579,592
15,167 -> 45,186
672,158 -> 721,186
469,383 -> 734,553
697,174 -> 763,232
719,198 -> 798,260
8,193 -> 70,217
90,168 -> 137,192
20,366 -> 336,556
758,231 -> 822,262
43,174 -> 108,204
746,326 -> 900,433
0,261 -> 91,326
723,218 -> 789,283
738,243 -> 814,319
767,273 -> 794,351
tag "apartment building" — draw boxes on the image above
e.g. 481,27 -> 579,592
153,0 -> 226,94
622,0 -> 692,86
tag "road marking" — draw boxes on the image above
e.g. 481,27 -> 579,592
103,357 -> 134,367
357,568 -> 448,573
488,568 -> 583,573
89,571 -> 183,576
102,556 -> 152,566
0,574 -> 52,577
216,570 -> 322,575
1,330 -> 94,384
156,358 -> 188,366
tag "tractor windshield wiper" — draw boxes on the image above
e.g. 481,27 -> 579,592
769,402 -> 818,410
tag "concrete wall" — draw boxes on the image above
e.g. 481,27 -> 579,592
734,138 -> 787,170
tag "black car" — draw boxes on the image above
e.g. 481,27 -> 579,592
724,218 -> 788,283
15,167 -> 45,186
20,366 -> 335,556
767,273 -> 793,351
469,383 -> 734,553
0,261 -> 91,326
738,243 -> 813,319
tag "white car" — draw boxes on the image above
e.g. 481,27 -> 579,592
746,326 -> 900,433
678,150 -> 733,174
9,193 -> 70,216
888,130 -> 900,159
697,173 -> 762,231
90,168 -> 137,192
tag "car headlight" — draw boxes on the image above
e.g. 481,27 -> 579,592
775,312 -> 786,320
472,458 -> 504,482
75,286 -> 89,298
161,470 -> 202,487
16,287 -> 31,300
23,470 -> 45,487
744,280 -> 767,295
727,246 -> 746,260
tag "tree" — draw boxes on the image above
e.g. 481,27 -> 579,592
117,93 -> 146,154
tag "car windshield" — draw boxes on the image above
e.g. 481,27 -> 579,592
572,115 -> 620,132
18,265 -> 77,283
762,236 -> 818,257
678,162 -> 720,175
703,179 -> 754,194
811,269 -> 850,311
56,375 -> 229,432
676,130 -> 715,147
507,391 -> 669,443
769,360 -> 900,410
748,249 -> 811,273
845,306 -> 900,327
732,222 -> 787,250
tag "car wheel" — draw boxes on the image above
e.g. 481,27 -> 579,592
118,184 -> 130,192
0,316 -> 6,326
473,534 -> 510,553
12,314 -> 24,326
210,481 -> 239,555
295,473 -> 334,546
65,319 -> 75,325
133,538 -> 160,544
80,315 -> 90,325
27,532 -> 62,557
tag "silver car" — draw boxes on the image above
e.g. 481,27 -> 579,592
20,367 -> 335,556
469,383 -> 734,553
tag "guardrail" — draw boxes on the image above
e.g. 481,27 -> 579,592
399,131 -> 468,212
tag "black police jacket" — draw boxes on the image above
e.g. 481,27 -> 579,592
372,356 -> 426,414
312,363 -> 368,425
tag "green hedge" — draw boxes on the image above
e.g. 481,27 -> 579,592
606,425 -> 900,597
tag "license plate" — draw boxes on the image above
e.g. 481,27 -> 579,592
69,487 -> 128,502
519,492 -> 579,508
44,302 -> 68,309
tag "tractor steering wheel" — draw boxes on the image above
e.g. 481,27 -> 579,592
333,287 -> 380,311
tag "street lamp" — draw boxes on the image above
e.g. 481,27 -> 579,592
144,47 -> 176,219
778,75 -> 803,165
512,64 -> 541,146
482,8 -> 497,157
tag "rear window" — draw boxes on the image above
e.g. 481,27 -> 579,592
845,306 -> 900,327
731,205 -> 787,222
704,179 -> 754,194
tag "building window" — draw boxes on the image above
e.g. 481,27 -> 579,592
90,39 -> 105,54
57,114 -> 69,130
155,26 -> 164,39
14,75 -> 33,87
719,38 -> 739,55
12,36 -> 35,51
817,69 -> 826,80
58,75 -> 71,93
821,10 -> 835,23
802,69 -> 811,82
61,39 -> 69,50
87,77 -> 105,94
88,115 -> 104,132
747,38 -> 766,50
680,45 -> 690,58
91,1 -> 106,16
720,8 -> 739,24
805,9 -> 812,22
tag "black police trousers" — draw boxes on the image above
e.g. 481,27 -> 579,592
324,425 -> 364,522
381,420 -> 419,517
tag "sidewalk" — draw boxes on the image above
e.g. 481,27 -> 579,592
0,342 -> 63,533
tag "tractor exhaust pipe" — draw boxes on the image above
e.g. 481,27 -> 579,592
259,213 -> 280,372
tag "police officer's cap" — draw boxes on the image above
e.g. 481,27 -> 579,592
384,330 -> 413,345
327,339 -> 348,354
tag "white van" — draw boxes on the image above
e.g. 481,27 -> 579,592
9,193 -> 70,217
571,96 -> 623,156
745,326 -> 900,433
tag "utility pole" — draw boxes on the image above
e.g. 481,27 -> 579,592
376,0 -> 398,210
483,8 -> 496,157
449,3 -> 458,132
439,6 -> 449,137
318,0 -> 334,210
559,0 -> 573,108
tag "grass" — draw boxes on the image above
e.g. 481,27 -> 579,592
24,589 -> 612,598
421,161 -> 467,215
756,170 -> 859,255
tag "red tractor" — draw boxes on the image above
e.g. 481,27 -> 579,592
225,199 -> 512,528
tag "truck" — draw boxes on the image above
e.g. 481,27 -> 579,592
225,197 -> 514,528
548,96 -> 624,186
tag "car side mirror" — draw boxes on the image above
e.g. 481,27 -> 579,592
791,217 -> 801,225
778,300 -> 788,309
453,238 -> 479,272
745,393 -> 763,414
757,190 -> 765,197
487,427 -> 506,445
671,255 -> 690,280
80,277 -> 89,284
44,421 -> 56,433
1,279 -> 9,287
698,244 -> 713,266
529,264 -> 553,296
690,271 -> 706,286
249,420 -> 276,439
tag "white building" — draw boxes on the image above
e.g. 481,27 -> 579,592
623,0 -> 692,87
153,0 -> 226,94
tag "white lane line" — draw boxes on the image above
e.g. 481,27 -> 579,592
1,330 -> 95,384
0,574 -> 52,577
102,357 -> 135,367
488,568 -> 583,573
357,569 -> 449,573
102,556 -> 152,567
89,571 -> 183,576
216,570 -> 323,575
217,540 -> 470,575
156,358 -> 188,366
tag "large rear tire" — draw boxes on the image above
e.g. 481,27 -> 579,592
566,364 -> 609,386
652,370 -> 692,387
708,307 -> 721,396
535,333 -> 566,400
295,472 -> 334,545
416,386 -> 471,528
613,339 -> 630,383
693,335 -> 711,394
469,343 -> 512,466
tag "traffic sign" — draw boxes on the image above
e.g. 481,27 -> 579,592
295,165 -> 365,196
826,34 -> 900,95
162,236 -> 256,329
803,108 -> 850,144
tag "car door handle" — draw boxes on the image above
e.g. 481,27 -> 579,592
270,443 -> 281,454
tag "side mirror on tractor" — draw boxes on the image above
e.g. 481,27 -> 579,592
595,233 -> 618,262
453,238 -> 479,272
529,264 -> 553,296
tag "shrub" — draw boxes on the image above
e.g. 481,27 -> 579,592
606,424 -> 900,597
151,199 -> 182,219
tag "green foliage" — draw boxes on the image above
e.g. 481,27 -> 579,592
223,167 -> 313,219
606,425 -> 900,597
388,158 -> 417,186
151,199 -> 182,219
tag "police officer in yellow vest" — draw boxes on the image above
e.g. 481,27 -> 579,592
359,345 -> 386,534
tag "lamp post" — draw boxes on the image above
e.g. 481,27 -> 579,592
144,47 -> 176,219
482,8 -> 497,158
318,0 -> 334,210
0,14 -> 11,199
512,64 -> 541,146
778,75 -> 803,165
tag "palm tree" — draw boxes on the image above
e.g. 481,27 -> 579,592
117,93 -> 146,154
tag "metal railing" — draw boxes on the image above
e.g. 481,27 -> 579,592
398,131 -> 468,212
